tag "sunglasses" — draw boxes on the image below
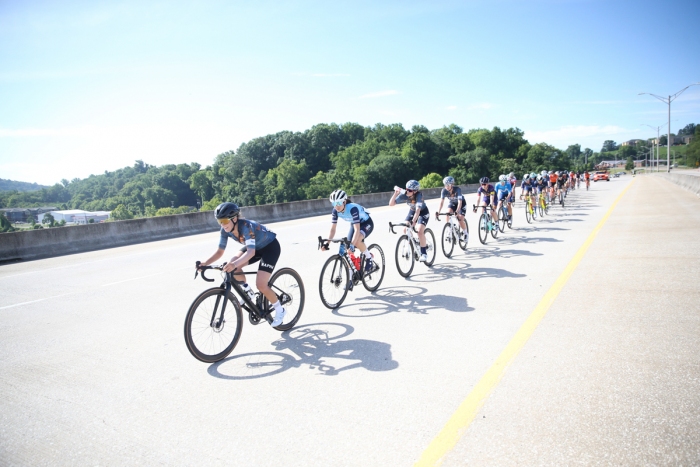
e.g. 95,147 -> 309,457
332,200 -> 345,207
216,218 -> 232,225
406,189 -> 415,193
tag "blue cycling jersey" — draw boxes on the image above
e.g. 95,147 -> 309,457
495,182 -> 512,196
332,203 -> 370,224
219,219 -> 276,251
521,179 -> 534,191
440,186 -> 464,204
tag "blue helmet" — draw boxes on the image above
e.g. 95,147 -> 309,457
406,180 -> 420,191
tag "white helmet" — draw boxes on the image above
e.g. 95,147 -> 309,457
329,189 -> 347,205
541,170 -> 547,176
536,174 -> 543,181
523,173 -> 530,180
498,174 -> 507,181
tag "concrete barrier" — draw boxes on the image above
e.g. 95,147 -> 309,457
654,172 -> 700,196
0,184 -> 481,263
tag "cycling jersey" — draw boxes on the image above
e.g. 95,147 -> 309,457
477,184 -> 496,204
396,191 -> 429,215
219,219 -> 276,251
521,179 -> 534,192
549,174 -> 558,184
441,186 -> 465,204
495,182 -> 512,201
584,172 -> 590,180
331,202 -> 370,225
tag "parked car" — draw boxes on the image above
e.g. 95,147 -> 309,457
594,171 -> 610,182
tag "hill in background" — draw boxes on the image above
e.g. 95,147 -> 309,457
0,178 -> 49,192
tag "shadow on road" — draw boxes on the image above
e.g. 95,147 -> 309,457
334,286 -> 474,317
207,322 -> 398,379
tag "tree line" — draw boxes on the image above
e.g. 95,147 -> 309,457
2,122 -> 611,220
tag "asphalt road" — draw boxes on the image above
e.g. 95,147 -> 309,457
1,175 -> 698,466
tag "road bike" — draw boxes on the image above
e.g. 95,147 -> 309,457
389,221 -> 436,277
497,199 -> 513,233
317,237 -> 385,309
473,204 -> 499,245
184,263 -> 305,363
436,212 -> 468,258
538,192 -> 549,217
523,193 -> 536,224
558,187 -> 565,208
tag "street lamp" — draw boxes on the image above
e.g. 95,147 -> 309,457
639,82 -> 700,173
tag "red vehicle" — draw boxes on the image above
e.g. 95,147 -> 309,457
593,171 -> 610,182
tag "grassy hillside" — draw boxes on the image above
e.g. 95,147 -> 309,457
0,178 -> 48,192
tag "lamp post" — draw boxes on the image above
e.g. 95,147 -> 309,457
639,83 -> 700,173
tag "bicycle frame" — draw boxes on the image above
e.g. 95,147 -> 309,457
317,236 -> 363,282
389,222 -> 421,260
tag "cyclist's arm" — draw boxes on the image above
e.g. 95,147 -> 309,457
327,223 -> 337,241
201,248 -> 225,268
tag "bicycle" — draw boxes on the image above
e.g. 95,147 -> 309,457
317,237 -> 385,309
558,187 -> 565,208
389,221 -> 436,277
473,204 -> 499,244
436,212 -> 468,258
538,192 -> 549,217
497,199 -> 513,233
184,262 -> 305,363
523,193 -> 536,224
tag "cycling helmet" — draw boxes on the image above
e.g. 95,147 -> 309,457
479,177 -> 490,184
536,174 -> 543,181
530,172 -> 537,179
443,176 -> 455,186
548,171 -> 554,175
498,174 -> 507,182
329,189 -> 347,205
541,170 -> 547,176
523,173 -> 530,180
406,180 -> 420,191
508,172 -> 515,178
214,202 -> 240,220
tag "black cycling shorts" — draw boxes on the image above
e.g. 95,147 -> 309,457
448,201 -> 467,216
240,238 -> 281,274
405,210 -> 430,226
346,217 -> 374,241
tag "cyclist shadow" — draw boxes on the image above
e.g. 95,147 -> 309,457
334,286 -> 473,317
495,236 -> 563,246
459,246 -> 544,261
207,322 -> 398,379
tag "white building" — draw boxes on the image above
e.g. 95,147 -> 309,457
39,210 -> 111,224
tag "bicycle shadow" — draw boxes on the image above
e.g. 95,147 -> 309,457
334,286 -> 473,317
459,247 -> 544,261
494,236 -> 563,246
207,322 -> 398,379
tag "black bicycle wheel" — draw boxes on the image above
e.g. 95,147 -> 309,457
184,287 -> 243,363
525,202 -> 532,224
490,214 -> 499,239
424,228 -> 437,266
395,234 -> 415,277
458,220 -> 469,250
478,213 -> 488,244
319,254 -> 350,309
362,244 -> 385,292
264,267 -> 305,331
498,206 -> 507,233
441,222 -> 455,258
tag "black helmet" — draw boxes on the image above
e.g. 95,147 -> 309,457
214,202 -> 240,220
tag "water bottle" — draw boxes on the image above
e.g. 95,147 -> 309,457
339,243 -> 346,255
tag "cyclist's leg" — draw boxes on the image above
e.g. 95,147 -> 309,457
347,223 -> 367,255
253,239 -> 282,304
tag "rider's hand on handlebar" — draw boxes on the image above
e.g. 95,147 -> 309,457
223,262 -> 238,273
320,241 -> 330,251
434,212 -> 439,221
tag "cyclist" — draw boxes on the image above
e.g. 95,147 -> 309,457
435,176 -> 469,244
198,202 -> 286,327
520,173 -> 535,214
507,172 -> 518,205
584,170 -> 591,189
473,176 -> 497,229
548,170 -> 558,201
558,171 -> 568,198
569,170 -> 576,190
495,174 -> 513,222
321,189 -> 376,272
390,180 -> 430,262
535,173 -> 548,210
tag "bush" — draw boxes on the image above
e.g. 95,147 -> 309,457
419,173 -> 444,189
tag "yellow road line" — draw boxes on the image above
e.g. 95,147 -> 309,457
414,179 -> 636,467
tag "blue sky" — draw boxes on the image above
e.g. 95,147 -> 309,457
1,0 -> 698,185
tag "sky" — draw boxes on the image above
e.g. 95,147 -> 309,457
1,0 -> 699,186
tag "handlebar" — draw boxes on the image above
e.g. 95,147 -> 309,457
317,236 -> 351,250
389,221 -> 411,234
195,261 -> 256,283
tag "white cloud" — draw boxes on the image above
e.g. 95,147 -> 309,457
359,90 -> 400,99
446,105 -> 458,110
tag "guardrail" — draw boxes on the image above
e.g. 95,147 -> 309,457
0,184 -> 480,263
654,171 -> 700,196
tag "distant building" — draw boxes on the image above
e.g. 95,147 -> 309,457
622,139 -> 644,146
0,206 -> 57,223
39,210 -> 111,224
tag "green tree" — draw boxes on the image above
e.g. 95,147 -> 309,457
42,212 -> 55,227
111,204 -> 133,220
263,159 -> 310,203
686,127 -> 700,167
419,173 -> 443,189
625,157 -> 634,171
601,140 -> 618,152
0,213 -> 15,232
